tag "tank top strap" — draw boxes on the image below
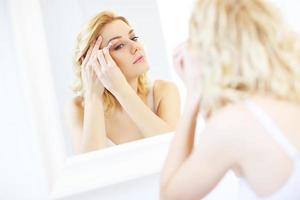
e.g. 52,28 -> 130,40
244,100 -> 299,160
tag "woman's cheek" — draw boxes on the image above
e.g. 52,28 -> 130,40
110,53 -> 120,65
110,54 -> 124,69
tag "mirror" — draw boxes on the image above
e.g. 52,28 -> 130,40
40,0 -> 181,155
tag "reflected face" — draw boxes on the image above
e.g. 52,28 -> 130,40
100,20 -> 149,80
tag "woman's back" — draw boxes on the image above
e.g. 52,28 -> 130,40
228,96 -> 300,199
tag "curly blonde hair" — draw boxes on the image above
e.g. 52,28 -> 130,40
188,0 -> 300,118
71,11 -> 148,113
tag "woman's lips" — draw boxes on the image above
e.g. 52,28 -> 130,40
133,56 -> 144,64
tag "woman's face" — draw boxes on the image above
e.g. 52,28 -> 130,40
99,20 -> 149,80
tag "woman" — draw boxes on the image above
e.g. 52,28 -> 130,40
160,0 -> 300,199
65,11 -> 180,154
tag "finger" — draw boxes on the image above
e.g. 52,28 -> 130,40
181,47 -> 194,68
173,54 -> 187,81
90,36 -> 103,59
106,40 -> 117,50
79,39 -> 94,61
102,48 -> 109,65
173,47 -> 185,66
81,65 -> 89,83
173,54 -> 183,72
93,61 -> 106,83
173,41 -> 187,56
97,50 -> 107,70
173,48 -> 184,60
182,46 -> 191,58
90,52 -> 99,63
177,41 -> 187,49
82,40 -> 96,67
93,35 -> 103,52
103,42 -> 115,66
91,60 -> 99,77
102,38 -> 119,50
173,50 -> 182,60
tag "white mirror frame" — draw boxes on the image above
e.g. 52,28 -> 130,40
8,0 -> 174,199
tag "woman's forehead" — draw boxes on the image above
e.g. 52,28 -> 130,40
100,20 -> 132,48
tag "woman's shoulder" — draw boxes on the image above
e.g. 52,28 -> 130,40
202,103 -> 250,162
153,79 -> 177,89
64,96 -> 84,117
151,79 -> 179,104
205,102 -> 250,135
152,79 -> 179,96
206,96 -> 288,130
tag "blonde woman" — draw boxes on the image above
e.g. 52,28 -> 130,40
65,11 -> 180,154
160,0 -> 300,199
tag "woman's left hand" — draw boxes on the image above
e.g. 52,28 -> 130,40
173,42 -> 202,107
93,41 -> 128,97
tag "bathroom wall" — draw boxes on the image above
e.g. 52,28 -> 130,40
1,0 -> 300,199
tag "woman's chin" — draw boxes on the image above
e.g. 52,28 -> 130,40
136,63 -> 149,73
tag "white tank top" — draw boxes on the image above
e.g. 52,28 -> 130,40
238,100 -> 300,200
106,80 -> 156,147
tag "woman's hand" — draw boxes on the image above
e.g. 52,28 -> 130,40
81,36 -> 105,98
93,41 -> 128,98
173,42 -> 202,107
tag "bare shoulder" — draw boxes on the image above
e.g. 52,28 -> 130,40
207,103 -> 245,127
153,79 -> 179,97
205,102 -> 249,135
197,103 -> 251,166
152,80 -> 180,108
153,79 -> 178,89
64,96 -> 83,119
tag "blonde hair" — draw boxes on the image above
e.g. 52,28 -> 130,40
188,0 -> 300,117
71,11 -> 148,113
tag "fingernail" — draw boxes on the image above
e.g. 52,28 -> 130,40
108,42 -> 113,49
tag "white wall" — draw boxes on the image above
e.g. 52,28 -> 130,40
2,0 -> 300,200
0,0 -> 48,199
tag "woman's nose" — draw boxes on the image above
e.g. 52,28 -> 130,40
130,43 -> 139,54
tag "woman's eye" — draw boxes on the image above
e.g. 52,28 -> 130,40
131,36 -> 139,41
114,43 -> 124,50
113,37 -> 139,50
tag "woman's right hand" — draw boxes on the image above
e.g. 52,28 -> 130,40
80,36 -> 104,98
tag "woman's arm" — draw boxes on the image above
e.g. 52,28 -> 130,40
66,36 -> 108,154
95,44 -> 181,137
64,97 -> 84,154
65,95 -> 107,154
160,100 -> 238,200
159,40 -> 240,200
80,94 -> 107,153
116,81 -> 180,137
160,98 -> 199,198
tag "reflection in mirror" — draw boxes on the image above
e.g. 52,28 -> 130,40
41,0 -> 181,155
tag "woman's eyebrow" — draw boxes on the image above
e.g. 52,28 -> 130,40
106,29 -> 135,46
